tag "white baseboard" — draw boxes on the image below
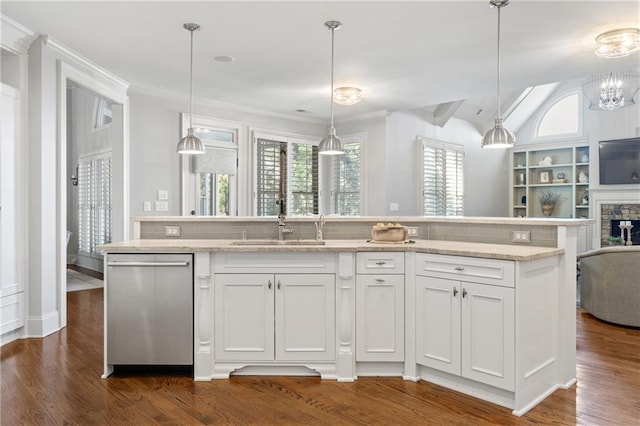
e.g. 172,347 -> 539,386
26,310 -> 60,337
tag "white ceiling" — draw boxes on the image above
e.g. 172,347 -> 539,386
2,1 -> 639,127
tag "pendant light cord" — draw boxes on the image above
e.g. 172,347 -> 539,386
329,26 -> 335,133
189,28 -> 194,130
496,5 -> 502,120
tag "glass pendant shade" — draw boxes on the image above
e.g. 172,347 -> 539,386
177,127 -> 205,154
482,118 -> 516,148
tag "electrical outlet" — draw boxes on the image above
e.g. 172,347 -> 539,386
389,203 -> 399,212
155,201 -> 169,212
165,226 -> 181,237
406,227 -> 419,237
143,201 -> 151,212
511,230 -> 531,243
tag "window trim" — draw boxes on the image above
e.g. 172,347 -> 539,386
532,90 -> 583,141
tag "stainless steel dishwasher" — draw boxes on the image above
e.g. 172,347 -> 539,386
106,253 -> 193,365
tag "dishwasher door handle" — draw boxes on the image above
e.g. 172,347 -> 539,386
107,261 -> 190,267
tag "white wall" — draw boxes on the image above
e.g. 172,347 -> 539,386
128,89 -> 326,218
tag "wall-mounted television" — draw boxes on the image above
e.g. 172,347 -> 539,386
599,137 -> 640,185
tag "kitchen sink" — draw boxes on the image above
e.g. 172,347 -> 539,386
231,239 -> 326,246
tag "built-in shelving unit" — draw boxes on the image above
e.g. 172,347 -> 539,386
511,145 -> 590,218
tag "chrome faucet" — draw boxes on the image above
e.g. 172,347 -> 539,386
277,214 -> 294,241
315,215 -> 325,241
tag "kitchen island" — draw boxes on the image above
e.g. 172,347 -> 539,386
100,216 -> 590,416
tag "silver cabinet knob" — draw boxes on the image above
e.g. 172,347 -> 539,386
454,266 -> 465,271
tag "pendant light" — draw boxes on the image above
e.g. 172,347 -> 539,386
482,0 -> 515,149
318,20 -> 344,155
177,23 -> 205,155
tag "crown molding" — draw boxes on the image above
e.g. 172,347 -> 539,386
1,14 -> 37,55
128,85 -> 326,125
42,35 -> 129,92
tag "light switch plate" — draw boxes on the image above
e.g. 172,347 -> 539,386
158,190 -> 168,200
155,201 -> 169,212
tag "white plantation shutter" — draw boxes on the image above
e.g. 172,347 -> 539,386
421,139 -> 464,216
331,141 -> 360,215
256,139 -> 284,216
289,142 -> 318,215
78,152 -> 112,254
255,136 -> 319,216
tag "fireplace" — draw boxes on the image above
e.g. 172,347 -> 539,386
600,202 -> 640,247
610,219 -> 640,245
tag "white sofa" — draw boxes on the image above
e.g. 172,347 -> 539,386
578,246 -> 640,327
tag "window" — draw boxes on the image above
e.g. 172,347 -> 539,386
420,139 -> 464,216
535,92 -> 579,138
181,115 -> 239,216
254,135 -> 318,216
331,140 -> 361,215
92,98 -> 112,131
78,151 -> 112,255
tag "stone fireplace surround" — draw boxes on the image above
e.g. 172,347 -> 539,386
591,189 -> 640,248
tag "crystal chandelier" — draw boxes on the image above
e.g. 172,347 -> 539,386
599,73 -> 624,110
582,70 -> 640,111
333,87 -> 362,106
594,28 -> 640,59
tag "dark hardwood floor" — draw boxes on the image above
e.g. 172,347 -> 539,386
2,288 -> 639,425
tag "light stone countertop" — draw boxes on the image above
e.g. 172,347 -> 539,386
99,239 -> 564,262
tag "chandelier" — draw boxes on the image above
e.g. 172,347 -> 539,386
333,87 -> 362,106
582,70 -> 640,111
594,28 -> 640,59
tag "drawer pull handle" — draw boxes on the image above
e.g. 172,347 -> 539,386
268,280 -> 272,289
375,278 -> 386,283
453,287 -> 458,297
462,288 -> 468,298
454,266 -> 465,271
375,261 -> 386,265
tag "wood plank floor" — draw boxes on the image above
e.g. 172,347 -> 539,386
1,288 -> 639,425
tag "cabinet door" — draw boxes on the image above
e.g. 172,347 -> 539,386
214,274 -> 274,361
275,274 -> 335,361
356,274 -> 404,362
416,276 -> 460,375
461,282 -> 515,391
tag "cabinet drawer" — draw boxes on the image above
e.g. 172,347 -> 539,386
357,252 -> 404,274
416,253 -> 514,288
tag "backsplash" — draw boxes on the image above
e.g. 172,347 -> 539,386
138,218 -> 558,248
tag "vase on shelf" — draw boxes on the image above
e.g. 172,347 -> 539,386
541,202 -> 556,217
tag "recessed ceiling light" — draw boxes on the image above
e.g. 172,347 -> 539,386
214,55 -> 235,62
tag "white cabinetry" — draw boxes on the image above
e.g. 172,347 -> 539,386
213,253 -> 335,364
215,273 -> 335,362
356,252 -> 404,362
416,254 -> 515,391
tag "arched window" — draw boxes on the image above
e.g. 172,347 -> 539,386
535,92 -> 580,138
